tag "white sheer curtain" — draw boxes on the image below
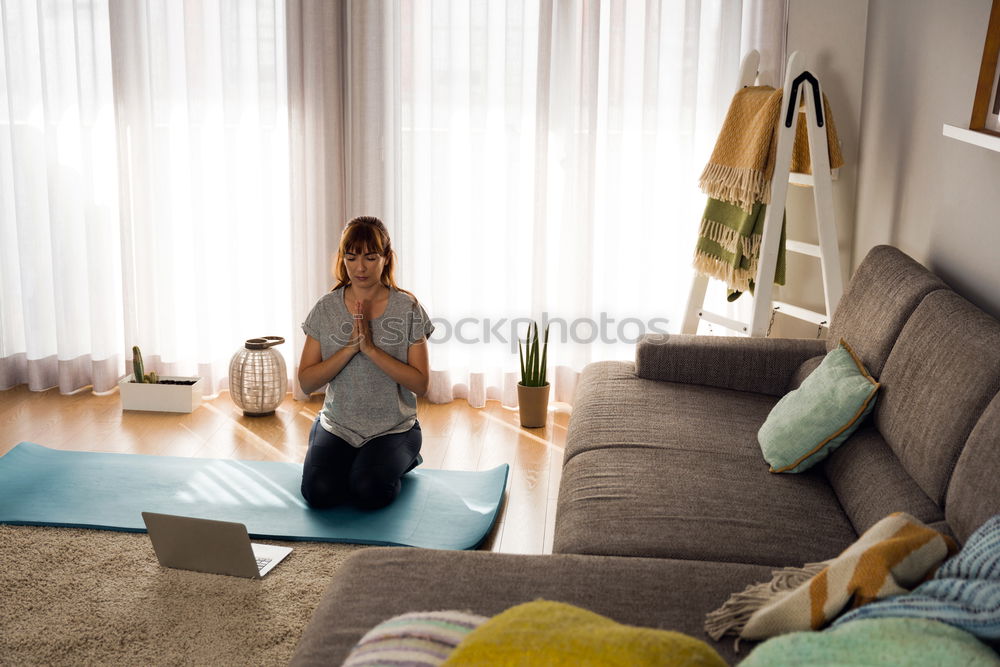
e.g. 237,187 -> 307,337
286,0 -> 349,401
384,0 -> 764,407
284,0 -> 399,401
0,0 -> 293,395
0,0 -> 123,393
110,0 -> 292,393
2,0 -> 782,406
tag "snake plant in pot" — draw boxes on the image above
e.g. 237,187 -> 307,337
517,321 -> 550,428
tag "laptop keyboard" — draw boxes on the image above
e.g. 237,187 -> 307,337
255,556 -> 273,571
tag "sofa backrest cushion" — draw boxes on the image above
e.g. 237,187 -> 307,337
823,426 -> 945,536
874,290 -> 1000,505
827,245 -> 946,377
945,392 -> 1000,544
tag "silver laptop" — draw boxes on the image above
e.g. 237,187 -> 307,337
141,512 -> 292,579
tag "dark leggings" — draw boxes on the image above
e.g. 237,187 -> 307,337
300,419 -> 422,510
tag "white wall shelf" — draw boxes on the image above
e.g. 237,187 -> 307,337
943,123 -> 1000,152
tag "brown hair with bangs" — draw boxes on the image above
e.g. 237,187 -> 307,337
332,216 -> 412,297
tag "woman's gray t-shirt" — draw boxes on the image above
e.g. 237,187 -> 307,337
302,287 -> 434,447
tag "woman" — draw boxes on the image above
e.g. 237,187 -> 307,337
298,216 -> 433,510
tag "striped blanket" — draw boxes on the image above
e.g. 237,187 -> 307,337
833,513 -> 1000,642
706,512 -> 958,642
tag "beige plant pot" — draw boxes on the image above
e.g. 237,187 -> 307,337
517,383 -> 550,428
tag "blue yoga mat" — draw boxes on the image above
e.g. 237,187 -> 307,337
0,442 -> 507,550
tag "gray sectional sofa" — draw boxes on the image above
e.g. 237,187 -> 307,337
291,245 -> 1000,665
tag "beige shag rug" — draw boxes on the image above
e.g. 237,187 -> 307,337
0,524 -> 365,666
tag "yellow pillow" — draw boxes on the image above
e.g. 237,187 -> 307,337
443,600 -> 726,666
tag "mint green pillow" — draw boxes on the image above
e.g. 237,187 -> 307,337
758,339 -> 879,473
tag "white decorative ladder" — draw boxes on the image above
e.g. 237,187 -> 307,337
682,50 -> 843,337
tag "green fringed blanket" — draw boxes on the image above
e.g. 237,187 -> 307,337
694,198 -> 785,301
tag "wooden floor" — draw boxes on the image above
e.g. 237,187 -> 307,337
0,386 -> 569,554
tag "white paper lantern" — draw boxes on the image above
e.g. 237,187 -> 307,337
229,336 -> 288,417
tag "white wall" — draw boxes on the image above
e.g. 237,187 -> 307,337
854,0 -> 1000,318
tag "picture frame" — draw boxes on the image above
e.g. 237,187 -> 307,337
971,0 -> 1000,135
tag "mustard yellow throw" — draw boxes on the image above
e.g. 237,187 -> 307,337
444,600 -> 725,667
699,86 -> 844,212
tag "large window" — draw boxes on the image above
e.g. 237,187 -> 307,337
2,1 -> 772,407
1,0 -> 291,394
390,1 -> 747,405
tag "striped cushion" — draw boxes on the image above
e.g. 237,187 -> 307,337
833,514 -> 1000,640
343,610 -> 488,666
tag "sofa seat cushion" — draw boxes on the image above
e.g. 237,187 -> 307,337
875,290 -> 1000,505
566,361 -> 779,464
823,426 -> 945,537
553,446 -> 857,566
289,548 -> 775,667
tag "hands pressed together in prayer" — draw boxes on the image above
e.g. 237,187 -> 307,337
350,299 -> 376,356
